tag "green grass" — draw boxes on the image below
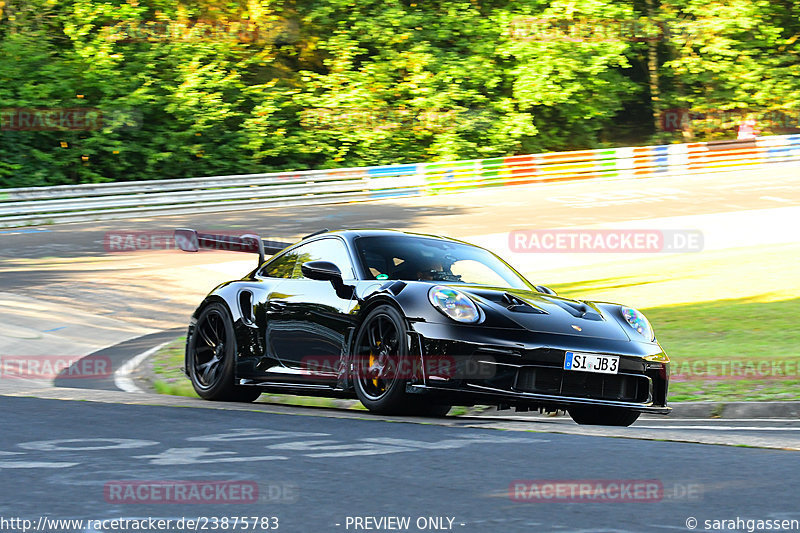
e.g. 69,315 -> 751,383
645,298 -> 799,363
150,337 -> 197,398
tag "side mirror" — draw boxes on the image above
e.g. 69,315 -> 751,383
301,261 -> 343,282
301,261 -> 356,300
535,285 -> 557,296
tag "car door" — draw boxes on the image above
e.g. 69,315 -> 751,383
263,237 -> 359,381
236,248 -> 300,380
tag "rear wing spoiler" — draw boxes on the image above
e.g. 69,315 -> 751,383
174,228 -> 293,264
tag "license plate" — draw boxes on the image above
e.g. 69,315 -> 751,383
564,351 -> 619,374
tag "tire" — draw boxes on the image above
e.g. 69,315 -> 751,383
352,305 -> 450,416
187,302 -> 262,403
567,406 -> 640,427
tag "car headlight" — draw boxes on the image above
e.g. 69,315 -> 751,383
428,286 -> 480,323
621,307 -> 655,341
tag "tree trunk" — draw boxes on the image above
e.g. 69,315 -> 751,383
645,0 -> 661,132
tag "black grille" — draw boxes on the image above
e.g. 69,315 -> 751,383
515,366 -> 649,403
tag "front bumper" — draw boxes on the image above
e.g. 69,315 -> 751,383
408,321 -> 671,414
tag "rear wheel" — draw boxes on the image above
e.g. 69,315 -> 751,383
187,302 -> 262,403
353,305 -> 450,417
568,406 -> 640,426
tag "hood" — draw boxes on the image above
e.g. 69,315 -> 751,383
456,285 -> 632,341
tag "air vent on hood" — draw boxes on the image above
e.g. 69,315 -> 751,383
502,293 -> 547,314
542,297 -> 604,321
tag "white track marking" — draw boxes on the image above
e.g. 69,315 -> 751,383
634,425 -> 800,431
114,342 -> 169,393
0,461 -> 79,469
761,196 -> 792,203
133,447 -> 288,465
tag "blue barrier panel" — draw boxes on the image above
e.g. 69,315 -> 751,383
367,165 -> 418,177
368,164 -> 420,198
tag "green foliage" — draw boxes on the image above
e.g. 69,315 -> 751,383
658,0 -> 800,140
0,0 -> 797,186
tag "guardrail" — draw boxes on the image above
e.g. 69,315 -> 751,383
1,134 -> 798,228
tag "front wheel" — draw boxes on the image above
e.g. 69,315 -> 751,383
568,406 -> 640,427
187,302 -> 262,403
352,305 -> 450,417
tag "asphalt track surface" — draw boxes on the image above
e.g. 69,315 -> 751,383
3,395 -> 800,533
1,163 -> 800,532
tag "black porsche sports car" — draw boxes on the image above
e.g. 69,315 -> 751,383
176,228 -> 670,426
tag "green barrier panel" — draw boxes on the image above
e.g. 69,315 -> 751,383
479,157 -> 510,185
423,161 -> 480,194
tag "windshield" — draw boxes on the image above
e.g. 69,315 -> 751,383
354,235 -> 533,290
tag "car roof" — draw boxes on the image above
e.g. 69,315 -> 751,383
305,228 -> 461,244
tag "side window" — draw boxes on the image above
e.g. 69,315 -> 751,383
450,259 -> 508,287
260,251 -> 298,279
291,238 -> 355,280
